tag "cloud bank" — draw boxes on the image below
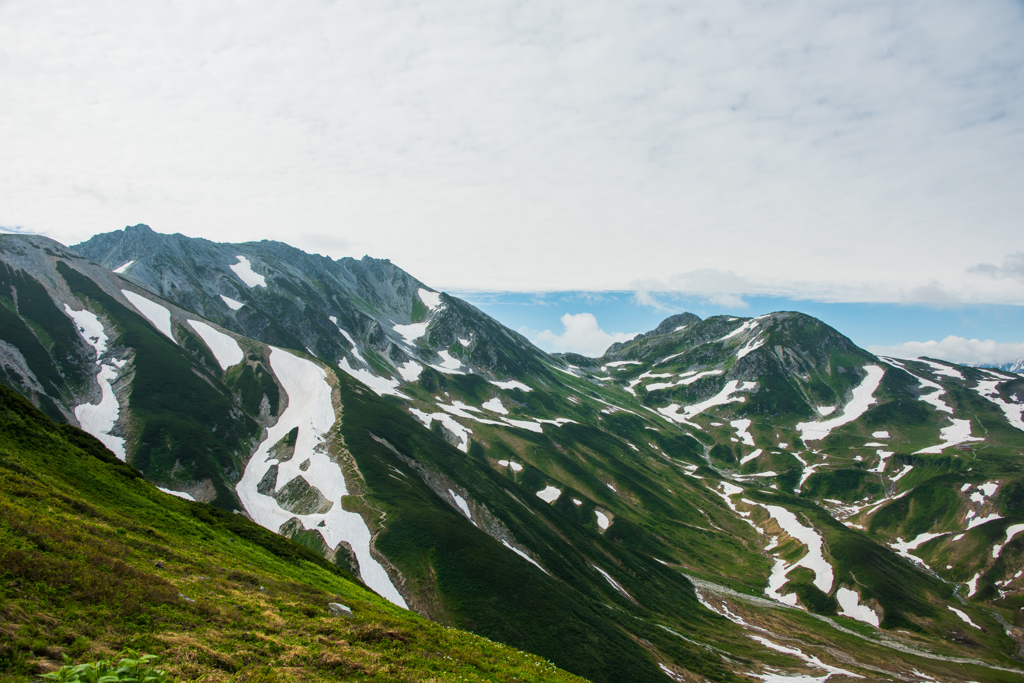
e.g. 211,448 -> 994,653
2,2 -> 1023,305
869,337 -> 1024,366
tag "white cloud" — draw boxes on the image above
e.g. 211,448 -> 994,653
2,2 -> 1024,303
869,336 -> 1024,366
529,313 -> 637,357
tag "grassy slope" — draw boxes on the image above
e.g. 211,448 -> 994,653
0,384 -> 588,683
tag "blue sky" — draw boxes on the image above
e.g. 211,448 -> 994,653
456,291 -> 1024,363
1,1 -> 1022,362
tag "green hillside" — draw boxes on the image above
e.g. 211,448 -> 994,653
0,384 -> 587,683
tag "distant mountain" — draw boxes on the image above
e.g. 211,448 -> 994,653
978,358 -> 1024,375
2,226 -> 1024,681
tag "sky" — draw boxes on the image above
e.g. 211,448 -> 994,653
2,1 -> 1023,363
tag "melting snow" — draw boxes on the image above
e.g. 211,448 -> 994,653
409,408 -> 474,452
229,256 -> 266,288
595,510 -> 610,530
966,572 -> 981,597
122,290 -> 176,343
720,319 -> 758,342
759,504 -> 833,601
482,397 -> 508,414
536,486 -> 561,503
974,379 -> 1024,433
948,606 -> 981,630
448,489 -> 474,522
817,406 -> 836,416
397,361 -> 423,382
502,540 -> 548,574
891,532 -> 947,567
967,513 -> 1003,530
418,288 -> 441,310
658,380 -> 757,425
186,320 -> 243,370
868,451 -> 893,474
490,379 -> 532,392
872,430 -> 889,438
220,294 -> 245,310
158,487 -> 195,501
736,336 -> 765,360
914,419 -> 983,454
645,369 -> 724,392
740,449 -> 763,465
836,587 -> 880,627
392,321 -> 429,344
339,358 -> 409,399
920,359 -> 964,379
605,360 -> 641,368
592,564 -> 632,599
113,260 -> 135,274
65,305 -> 126,460
237,348 -> 406,607
430,350 -> 465,374
796,365 -> 884,442
497,459 -> 523,472
993,523 -> 1024,559
731,418 -> 755,446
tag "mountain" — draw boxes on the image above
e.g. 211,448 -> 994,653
3,226 -> 1024,681
979,359 -> 1024,375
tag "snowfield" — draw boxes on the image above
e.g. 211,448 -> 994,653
658,380 -> 757,425
392,321 -> 429,344
489,379 -> 531,392
121,290 -> 175,342
836,587 -> 880,627
975,377 -> 1024,433
220,294 -> 245,310
536,486 -> 562,503
339,358 -> 409,399
758,504 -> 833,602
229,255 -> 266,287
64,305 -> 127,460
186,320 -> 243,370
914,418 -> 983,454
796,365 -> 884,442
418,288 -> 442,310
237,347 -> 406,608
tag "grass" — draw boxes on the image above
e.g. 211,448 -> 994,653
0,384 -> 589,683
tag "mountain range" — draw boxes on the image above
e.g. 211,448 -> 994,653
3,224 -> 1024,682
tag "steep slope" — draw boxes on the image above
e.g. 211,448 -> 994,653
0,384 -> 587,683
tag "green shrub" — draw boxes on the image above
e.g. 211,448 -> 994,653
43,651 -> 174,683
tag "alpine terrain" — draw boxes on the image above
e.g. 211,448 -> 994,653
2,224 -> 1024,682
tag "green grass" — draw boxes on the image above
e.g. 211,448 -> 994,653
0,384 -> 590,683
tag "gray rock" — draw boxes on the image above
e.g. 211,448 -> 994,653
327,602 -> 353,618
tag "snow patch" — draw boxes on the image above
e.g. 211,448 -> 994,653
430,350 -> 465,374
229,256 -> 266,288
974,379 -> 1024,433
914,419 -> 983,454
731,418 -> 755,446
502,540 -> 548,574
448,489 -> 473,522
482,397 -> 508,414
872,431 -> 889,438
113,260 -> 135,274
237,348 -> 406,607
536,486 -> 561,503
490,379 -> 531,392
657,380 -> 757,425
993,523 -> 1024,559
418,288 -> 441,310
397,361 -> 423,382
220,294 -> 245,310
836,587 -> 879,627
186,320 -> 243,370
339,358 -> 409,399
497,459 -> 523,472
595,510 -> 610,530
121,290 -> 175,342
409,408 -> 474,452
797,366 -> 884,442
392,321 -> 429,344
64,305 -> 126,460
740,449 -> 763,465
158,487 -> 195,501
948,606 -> 981,630
592,564 -> 631,599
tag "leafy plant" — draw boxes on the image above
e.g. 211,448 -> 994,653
42,651 -> 174,683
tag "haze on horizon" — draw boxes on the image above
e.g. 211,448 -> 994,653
2,1 -> 1023,362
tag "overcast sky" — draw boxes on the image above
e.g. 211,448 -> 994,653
2,1 -> 1023,361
